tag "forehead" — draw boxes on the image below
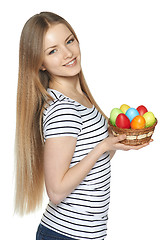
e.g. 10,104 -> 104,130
44,23 -> 72,48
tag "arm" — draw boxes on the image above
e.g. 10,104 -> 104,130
44,136 -> 105,205
109,150 -> 116,159
44,134 -> 150,205
108,125 -> 116,160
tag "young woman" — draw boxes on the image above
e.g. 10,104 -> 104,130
15,12 -> 150,240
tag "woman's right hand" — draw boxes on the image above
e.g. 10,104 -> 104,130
101,134 -> 151,152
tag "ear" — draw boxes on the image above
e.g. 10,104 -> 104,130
40,65 -> 46,71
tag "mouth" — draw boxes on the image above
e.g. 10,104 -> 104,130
63,58 -> 77,67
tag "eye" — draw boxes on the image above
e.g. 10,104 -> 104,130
67,38 -> 75,45
49,49 -> 57,55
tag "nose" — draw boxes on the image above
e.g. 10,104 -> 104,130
61,46 -> 73,59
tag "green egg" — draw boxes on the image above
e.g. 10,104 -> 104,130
110,108 -> 123,126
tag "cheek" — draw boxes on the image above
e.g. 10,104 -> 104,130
75,43 -> 81,55
44,57 -> 61,70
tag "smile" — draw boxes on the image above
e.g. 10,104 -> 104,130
64,58 -> 76,67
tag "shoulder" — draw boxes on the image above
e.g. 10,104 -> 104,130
43,89 -> 82,121
43,90 -> 82,140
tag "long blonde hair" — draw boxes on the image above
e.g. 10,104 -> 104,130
15,11 -> 107,215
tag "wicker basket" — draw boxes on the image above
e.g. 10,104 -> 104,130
108,119 -> 157,146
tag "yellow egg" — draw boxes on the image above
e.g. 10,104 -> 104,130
120,104 -> 130,114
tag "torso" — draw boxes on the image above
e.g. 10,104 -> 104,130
42,89 -> 111,240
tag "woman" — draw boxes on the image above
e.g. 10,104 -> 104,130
15,12 -> 150,240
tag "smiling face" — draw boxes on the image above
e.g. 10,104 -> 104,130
42,23 -> 81,80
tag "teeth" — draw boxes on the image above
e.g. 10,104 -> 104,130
65,59 -> 75,66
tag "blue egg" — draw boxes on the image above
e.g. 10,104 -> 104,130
125,108 -> 139,122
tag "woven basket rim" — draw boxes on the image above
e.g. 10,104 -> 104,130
108,118 -> 157,133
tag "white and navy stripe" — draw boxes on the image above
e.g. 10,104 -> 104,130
41,89 -> 111,240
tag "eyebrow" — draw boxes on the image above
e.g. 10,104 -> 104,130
44,33 -> 73,52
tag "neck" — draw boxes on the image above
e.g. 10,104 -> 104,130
49,74 -> 83,95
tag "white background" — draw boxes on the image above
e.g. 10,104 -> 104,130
1,0 -> 160,239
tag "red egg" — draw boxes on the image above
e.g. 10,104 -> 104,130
116,113 -> 131,129
137,105 -> 148,116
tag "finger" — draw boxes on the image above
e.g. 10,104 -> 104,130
132,143 -> 149,150
116,134 -> 126,142
125,142 -> 150,150
111,134 -> 127,149
116,140 -> 151,151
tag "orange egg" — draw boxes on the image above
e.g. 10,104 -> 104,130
131,115 -> 146,129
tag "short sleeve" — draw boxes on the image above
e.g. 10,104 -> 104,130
43,101 -> 82,141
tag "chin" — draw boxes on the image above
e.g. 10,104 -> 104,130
67,66 -> 81,77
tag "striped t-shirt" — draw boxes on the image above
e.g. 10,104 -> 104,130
41,89 -> 111,240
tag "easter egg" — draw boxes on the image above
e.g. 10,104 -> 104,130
116,113 -> 131,129
137,105 -> 148,116
110,108 -> 123,126
125,108 -> 139,122
143,112 -> 156,127
131,115 -> 146,129
120,104 -> 130,114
